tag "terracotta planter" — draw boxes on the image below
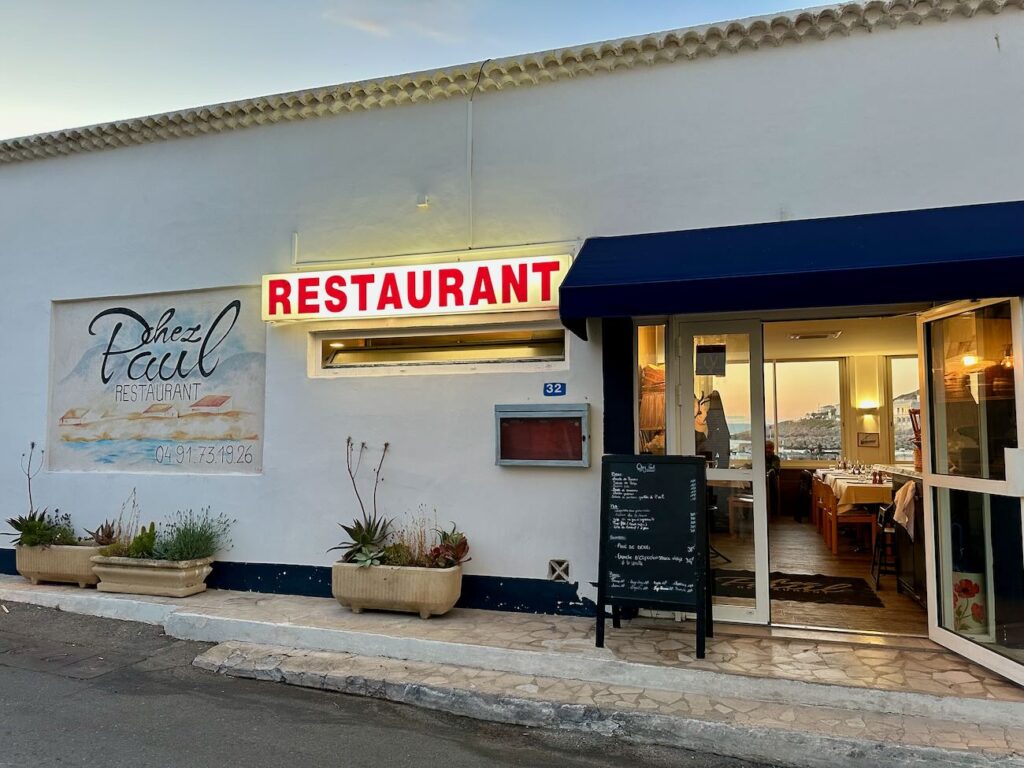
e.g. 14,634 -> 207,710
331,562 -> 462,619
16,544 -> 102,588
90,555 -> 214,598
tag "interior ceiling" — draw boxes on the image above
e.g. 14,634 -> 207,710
764,316 -> 918,360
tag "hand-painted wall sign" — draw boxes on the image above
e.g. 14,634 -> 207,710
48,286 -> 266,474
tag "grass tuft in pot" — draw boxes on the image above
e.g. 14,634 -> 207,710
153,507 -> 234,561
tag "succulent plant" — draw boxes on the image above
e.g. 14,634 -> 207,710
4,509 -> 50,547
329,513 -> 392,563
127,522 -> 157,559
427,524 -> 470,568
352,547 -> 383,568
86,519 -> 117,546
4,509 -> 77,547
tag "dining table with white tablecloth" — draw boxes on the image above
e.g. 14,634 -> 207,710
815,470 -> 894,513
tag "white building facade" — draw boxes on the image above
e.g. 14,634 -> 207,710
2,2 -> 1024,681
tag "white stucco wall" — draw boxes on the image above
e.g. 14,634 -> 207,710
2,11 -> 1023,593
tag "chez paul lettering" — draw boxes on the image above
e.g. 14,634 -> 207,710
87,301 -> 241,384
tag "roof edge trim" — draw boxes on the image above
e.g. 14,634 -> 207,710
2,1 -> 1022,165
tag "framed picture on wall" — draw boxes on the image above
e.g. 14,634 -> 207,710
857,432 -> 881,448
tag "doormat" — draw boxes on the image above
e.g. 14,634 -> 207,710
714,570 -> 884,608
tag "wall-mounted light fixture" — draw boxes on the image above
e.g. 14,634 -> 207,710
855,359 -> 882,413
788,330 -> 842,341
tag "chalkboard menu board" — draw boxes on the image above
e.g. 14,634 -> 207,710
596,454 -> 712,657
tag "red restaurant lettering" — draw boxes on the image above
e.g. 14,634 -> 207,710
407,271 -> 431,309
377,273 -> 403,311
469,267 -> 496,305
268,279 -> 291,315
324,274 -> 347,312
350,273 -> 374,312
438,268 -> 464,307
531,260 -> 560,301
263,256 -> 567,319
297,277 -> 318,314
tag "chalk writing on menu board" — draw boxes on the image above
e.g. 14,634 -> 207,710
604,462 -> 699,605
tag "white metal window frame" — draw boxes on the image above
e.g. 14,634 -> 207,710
918,297 -> 1024,686
763,357 -> 848,467
884,353 -> 920,466
307,315 -> 570,378
672,317 -> 770,625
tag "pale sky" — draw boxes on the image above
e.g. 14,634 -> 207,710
1,1 -> 802,140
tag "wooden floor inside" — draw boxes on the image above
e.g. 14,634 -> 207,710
712,516 -> 928,636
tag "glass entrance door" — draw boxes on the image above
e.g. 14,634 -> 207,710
919,299 -> 1024,685
674,319 -> 769,624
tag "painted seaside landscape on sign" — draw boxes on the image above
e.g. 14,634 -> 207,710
48,286 -> 266,474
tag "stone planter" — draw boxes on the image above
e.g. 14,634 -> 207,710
16,544 -> 102,588
331,562 -> 462,619
90,555 -> 214,598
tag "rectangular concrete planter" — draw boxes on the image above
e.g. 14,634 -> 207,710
332,562 -> 462,619
16,544 -> 103,588
90,555 -> 214,598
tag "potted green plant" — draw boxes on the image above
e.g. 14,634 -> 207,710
4,442 -> 102,588
330,438 -> 470,619
90,491 -> 233,598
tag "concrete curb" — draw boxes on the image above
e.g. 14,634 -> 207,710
0,582 -> 177,625
165,611 -> 1023,728
194,644 -> 1023,768
2,579 -> 1021,731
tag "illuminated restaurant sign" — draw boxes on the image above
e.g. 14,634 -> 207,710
262,255 -> 570,322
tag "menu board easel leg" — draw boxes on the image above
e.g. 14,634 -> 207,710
596,600 -> 605,648
705,563 -> 714,639
695,609 -> 706,659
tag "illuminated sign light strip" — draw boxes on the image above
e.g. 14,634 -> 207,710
262,255 -> 570,322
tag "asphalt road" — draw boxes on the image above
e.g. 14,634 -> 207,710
0,602 -> 771,768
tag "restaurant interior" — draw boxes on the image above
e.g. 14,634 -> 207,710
637,313 -> 929,635
710,316 -> 928,634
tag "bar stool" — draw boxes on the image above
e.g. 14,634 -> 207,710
871,503 -> 898,589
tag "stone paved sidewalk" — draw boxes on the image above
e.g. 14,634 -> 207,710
2,575 -> 1023,767
1,575 -> 1020,702
196,641 -> 1024,767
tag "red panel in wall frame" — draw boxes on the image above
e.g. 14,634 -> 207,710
499,417 -> 584,462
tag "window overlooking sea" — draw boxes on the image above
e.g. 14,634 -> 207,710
763,360 -> 842,462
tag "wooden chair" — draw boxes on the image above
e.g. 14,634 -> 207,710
812,477 -> 828,533
821,485 -> 836,550
828,503 -> 877,556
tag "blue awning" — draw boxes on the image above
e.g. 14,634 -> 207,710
559,201 -> 1024,339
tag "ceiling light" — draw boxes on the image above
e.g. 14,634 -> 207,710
329,342 -> 346,349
